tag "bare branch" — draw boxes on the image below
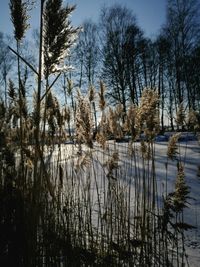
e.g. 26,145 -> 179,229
40,73 -> 61,102
8,45 -> 39,76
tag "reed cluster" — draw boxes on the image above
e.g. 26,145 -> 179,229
0,1 -> 197,266
1,81 -> 195,266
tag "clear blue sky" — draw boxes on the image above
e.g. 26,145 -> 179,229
0,0 -> 166,39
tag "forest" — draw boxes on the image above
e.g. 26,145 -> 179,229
0,0 -> 200,266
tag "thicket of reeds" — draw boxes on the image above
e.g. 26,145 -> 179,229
0,0 -> 199,266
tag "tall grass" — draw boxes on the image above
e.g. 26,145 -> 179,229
0,83 -> 196,266
0,1 -> 198,266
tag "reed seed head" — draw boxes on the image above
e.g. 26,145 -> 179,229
88,85 -> 95,102
176,103 -> 185,128
167,133 -> 181,160
173,163 -> 190,212
124,105 -> 138,140
140,140 -> 151,160
10,0 -> 30,42
96,114 -> 109,149
108,107 -> 123,139
99,80 -> 106,111
43,0 -> 79,77
106,151 -> 119,178
187,109 -> 199,130
136,88 -> 160,138
76,91 -> 93,148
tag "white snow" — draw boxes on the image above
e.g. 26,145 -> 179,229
45,136 -> 200,266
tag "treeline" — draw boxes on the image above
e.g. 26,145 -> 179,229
71,0 -> 200,131
0,0 -> 200,131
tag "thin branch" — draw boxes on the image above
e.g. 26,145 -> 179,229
8,45 -> 39,76
40,72 -> 61,102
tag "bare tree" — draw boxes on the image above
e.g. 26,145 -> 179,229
0,33 -> 14,107
100,4 -> 147,115
155,35 -> 171,131
73,19 -> 100,89
164,0 -> 200,109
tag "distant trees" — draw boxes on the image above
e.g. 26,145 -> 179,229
0,1 -> 200,130
154,36 -> 170,131
68,1 -> 200,129
123,24 -> 142,104
158,0 -> 200,128
186,46 -> 200,111
0,33 -> 14,107
74,19 -> 100,89
99,5 -> 146,114
166,0 -> 200,105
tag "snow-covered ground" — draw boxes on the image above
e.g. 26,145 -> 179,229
47,136 -> 200,266
153,140 -> 200,267
115,139 -> 200,265
111,139 -> 200,266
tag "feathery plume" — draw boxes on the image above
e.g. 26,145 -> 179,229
76,91 -> 93,148
10,0 -> 30,41
187,109 -> 199,130
140,140 -> 151,160
99,80 -> 106,111
8,79 -> 16,100
108,107 -> 123,140
136,88 -> 159,138
88,85 -> 95,103
106,152 -> 119,178
96,114 -> 109,149
124,104 -> 138,140
167,133 -> 181,160
43,0 -> 79,77
173,163 -> 190,212
176,102 -> 185,128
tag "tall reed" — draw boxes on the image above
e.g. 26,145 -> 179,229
0,2 -> 197,266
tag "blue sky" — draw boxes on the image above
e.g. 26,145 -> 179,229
0,0 -> 166,39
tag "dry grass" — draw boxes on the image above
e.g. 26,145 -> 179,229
0,1 -> 197,266
0,85 -> 195,266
